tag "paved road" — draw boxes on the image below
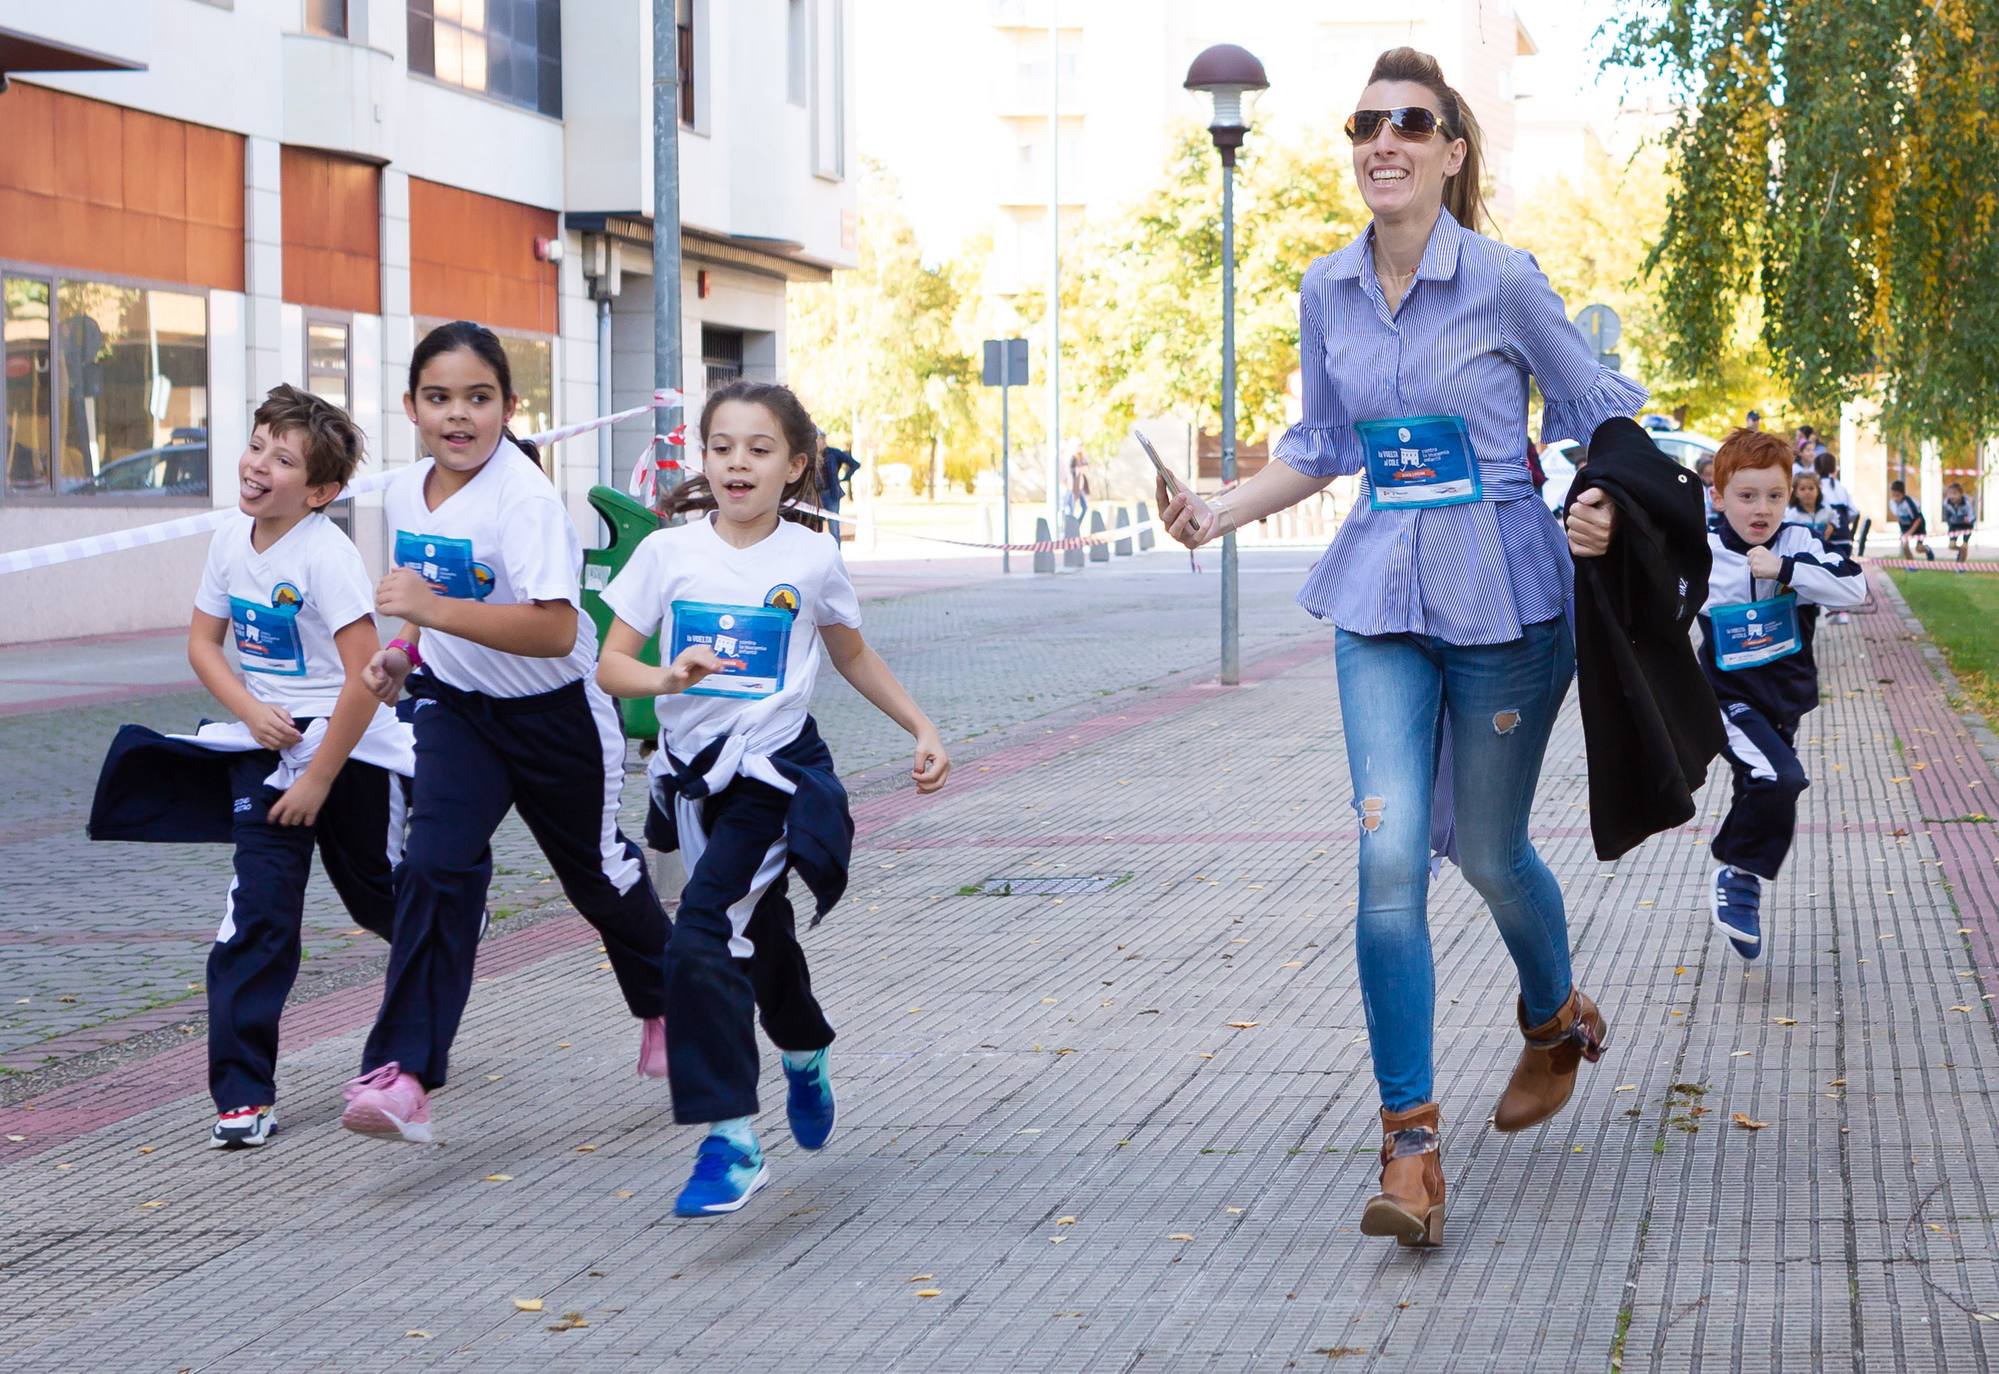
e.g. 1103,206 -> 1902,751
3,557 -> 1999,1371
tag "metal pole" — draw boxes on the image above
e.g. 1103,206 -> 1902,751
1219,151 -> 1240,685
1001,373 -> 1012,574
1046,8 -> 1062,548
653,0 -> 684,498
596,294 -> 613,487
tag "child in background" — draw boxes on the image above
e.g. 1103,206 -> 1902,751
1790,471 -> 1834,541
1891,480 -> 1935,561
598,379 -> 949,1218
1702,430 -> 1868,964
340,320 -> 670,1144
1694,455 -> 1716,520
1943,482 -> 1975,563
88,386 -> 410,1149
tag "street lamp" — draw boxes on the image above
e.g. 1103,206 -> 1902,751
1185,44 -> 1266,687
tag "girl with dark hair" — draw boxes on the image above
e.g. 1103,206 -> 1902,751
1159,47 -> 1645,1247
339,320 -> 670,1144
597,379 -> 950,1217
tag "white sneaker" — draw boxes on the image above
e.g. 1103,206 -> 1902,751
209,1104 -> 277,1149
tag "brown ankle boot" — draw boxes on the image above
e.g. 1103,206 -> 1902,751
1492,988 -> 1607,1132
1359,1103 -> 1444,1247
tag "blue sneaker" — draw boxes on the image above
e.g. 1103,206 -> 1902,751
1711,865 -> 1764,964
673,1135 -> 770,1217
783,1049 -> 836,1150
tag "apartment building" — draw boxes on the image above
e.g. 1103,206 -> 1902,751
975,0 -> 1536,296
0,0 -> 857,643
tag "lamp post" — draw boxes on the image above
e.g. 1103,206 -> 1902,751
1184,44 -> 1266,687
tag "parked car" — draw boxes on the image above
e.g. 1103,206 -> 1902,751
1539,438 -> 1583,511
1648,429 -> 1720,471
61,429 -> 207,497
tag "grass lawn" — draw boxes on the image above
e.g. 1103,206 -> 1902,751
1888,569 -> 1999,728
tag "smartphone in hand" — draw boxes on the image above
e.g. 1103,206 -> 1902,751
1135,430 -> 1189,502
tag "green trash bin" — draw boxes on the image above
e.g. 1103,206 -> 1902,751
580,484 -> 663,742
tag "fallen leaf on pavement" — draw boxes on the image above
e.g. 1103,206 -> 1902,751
1731,1050 -> 1752,1057
574,1144 -> 597,1153
139,1200 -> 166,1209
914,1289 -> 942,1298
1049,1236 -> 1066,1244
1168,1233 -> 1195,1242
1952,1005 -> 1974,1013
513,1298 -> 543,1312
1056,1216 -> 1077,1225
483,1174 -> 514,1183
1226,1206 -> 1243,1214
1227,1021 -> 1259,1029
612,1191 -> 634,1199
1281,961 -> 1304,969
1774,1018 -> 1798,1026
4,1134 -> 24,1142
556,1042 -> 572,1049
405,1330 -> 432,1339
1732,1114 -> 1769,1131
1675,966 -> 1687,976
1614,1085 -> 1636,1093
137,1146 -> 155,1154
907,1275 -> 933,1283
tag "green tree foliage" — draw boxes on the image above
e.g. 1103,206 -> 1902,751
786,162 -> 979,493
1609,0 -> 1999,444
1029,125 -> 1368,458
1508,147 -> 1786,434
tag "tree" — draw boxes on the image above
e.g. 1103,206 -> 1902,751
1027,125 -> 1368,460
1609,0 -> 1999,444
786,161 -> 979,494
1507,147 -> 1786,434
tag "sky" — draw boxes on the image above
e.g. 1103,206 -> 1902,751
853,0 -> 1636,262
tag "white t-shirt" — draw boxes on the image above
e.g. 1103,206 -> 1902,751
601,514 -> 862,758
195,511 -> 376,716
384,439 -> 598,698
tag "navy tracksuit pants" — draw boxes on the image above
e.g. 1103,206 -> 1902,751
1712,700 -> 1809,880
361,676 -> 668,1089
665,775 -> 835,1124
210,749 -> 400,1111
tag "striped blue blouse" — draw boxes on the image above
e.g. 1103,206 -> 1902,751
1274,207 -> 1648,645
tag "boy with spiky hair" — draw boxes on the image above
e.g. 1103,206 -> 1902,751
91,384 -> 414,1148
1701,429 -> 1867,964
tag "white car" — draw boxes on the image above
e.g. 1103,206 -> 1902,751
1538,429 -> 1720,512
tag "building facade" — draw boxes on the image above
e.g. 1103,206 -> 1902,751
0,0 -> 857,644
973,0 -> 1536,297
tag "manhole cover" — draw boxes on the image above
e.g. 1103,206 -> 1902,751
960,873 -> 1132,897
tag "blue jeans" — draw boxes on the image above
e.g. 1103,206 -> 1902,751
1334,616 -> 1576,1112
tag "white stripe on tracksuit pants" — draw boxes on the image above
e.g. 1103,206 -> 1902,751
361,673 -> 669,1088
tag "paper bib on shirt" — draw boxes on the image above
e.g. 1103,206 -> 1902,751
230,595 -> 307,677
671,601 -> 793,699
393,530 -> 496,600
1357,414 -> 1483,510
1711,595 -> 1802,672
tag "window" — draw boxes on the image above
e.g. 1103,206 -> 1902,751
786,0 -> 807,106
701,326 -> 744,391
305,0 -> 348,38
3,276 -> 209,500
812,0 -> 846,178
679,0 -> 696,126
498,331 -> 553,441
408,0 -> 562,118
306,318 -> 351,411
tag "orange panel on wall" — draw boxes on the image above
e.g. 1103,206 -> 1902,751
0,82 -> 243,292
408,178 -> 557,337
281,147 -> 381,315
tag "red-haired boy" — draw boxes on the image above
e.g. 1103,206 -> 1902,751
1701,429 -> 1867,963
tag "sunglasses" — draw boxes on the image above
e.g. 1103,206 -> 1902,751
1343,107 -> 1450,144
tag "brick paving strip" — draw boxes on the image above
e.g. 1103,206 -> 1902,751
3,567 -> 1999,1369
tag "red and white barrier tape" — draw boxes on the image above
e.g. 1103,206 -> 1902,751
0,390 -> 684,576
626,441 -> 1165,553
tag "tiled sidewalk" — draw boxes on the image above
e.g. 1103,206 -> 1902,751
1,569 -> 1996,1371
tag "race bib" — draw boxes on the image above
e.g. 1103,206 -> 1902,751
394,531 -> 495,600
1356,414 -> 1482,510
1711,595 -> 1802,672
230,596 -> 306,677
671,601 -> 792,699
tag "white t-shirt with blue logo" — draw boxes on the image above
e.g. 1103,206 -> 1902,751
195,510 -> 376,716
383,439 -> 599,698
602,514 -> 862,758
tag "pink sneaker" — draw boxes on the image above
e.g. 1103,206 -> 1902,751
341,1062 -> 433,1144
637,1016 -> 667,1079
